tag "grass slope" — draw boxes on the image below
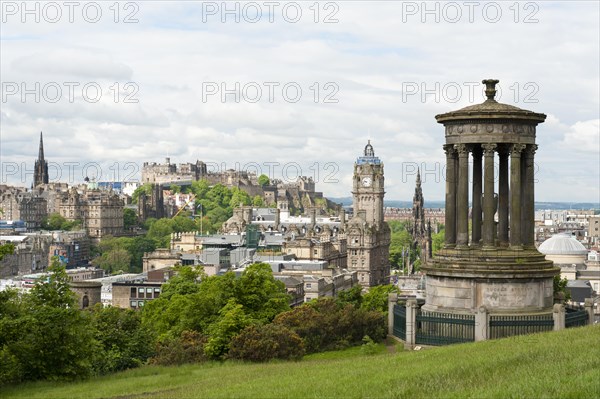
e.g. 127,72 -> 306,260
3,325 -> 599,399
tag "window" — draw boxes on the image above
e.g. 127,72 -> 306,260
154,288 -> 161,298
138,287 -> 145,298
306,283 -> 312,289
130,301 -> 137,308
146,287 -> 153,297
138,301 -> 144,307
130,287 -> 137,298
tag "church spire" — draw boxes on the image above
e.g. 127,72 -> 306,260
34,131 -> 49,187
38,132 -> 45,161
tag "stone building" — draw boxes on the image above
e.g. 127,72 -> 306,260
59,187 -> 124,240
423,79 -> 559,314
69,280 -> 102,309
137,183 -> 165,221
0,187 -> 48,231
346,141 -> 391,288
112,281 -> 162,309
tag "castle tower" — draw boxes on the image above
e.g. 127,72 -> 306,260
422,79 -> 559,314
347,141 -> 391,288
34,132 -> 49,187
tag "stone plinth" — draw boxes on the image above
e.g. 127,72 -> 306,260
422,248 -> 558,314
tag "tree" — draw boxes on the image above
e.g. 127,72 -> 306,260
170,184 -> 181,194
3,259 -> 99,383
432,228 -> 445,256
42,213 -> 81,231
89,305 -> 155,374
92,248 -> 131,274
258,174 -> 270,187
234,263 -> 290,323
0,243 -> 14,261
204,299 -> 251,359
131,183 -> 154,204
252,195 -> 264,207
123,208 -> 138,229
361,285 -> 398,313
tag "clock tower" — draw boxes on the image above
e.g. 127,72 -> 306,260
347,141 -> 391,288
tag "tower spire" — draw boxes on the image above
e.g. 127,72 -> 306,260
38,132 -> 45,160
34,131 -> 49,187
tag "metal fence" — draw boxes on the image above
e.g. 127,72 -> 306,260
565,307 -> 589,328
489,314 -> 554,339
393,304 -> 406,340
415,310 -> 475,345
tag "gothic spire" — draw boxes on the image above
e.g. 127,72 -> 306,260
34,131 -> 49,186
38,131 -> 45,161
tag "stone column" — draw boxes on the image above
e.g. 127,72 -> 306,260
471,146 -> 482,246
553,304 -> 565,331
510,144 -> 526,249
405,299 -> 418,349
482,144 -> 497,248
443,145 -> 457,247
521,145 -> 537,248
497,147 -> 509,246
474,306 -> 489,341
388,293 -> 398,336
455,144 -> 469,248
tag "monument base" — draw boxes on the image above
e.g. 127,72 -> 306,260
421,248 -> 559,314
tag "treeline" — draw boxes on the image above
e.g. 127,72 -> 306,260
0,261 -> 393,386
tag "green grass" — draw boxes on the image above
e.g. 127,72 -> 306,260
3,325 -> 599,399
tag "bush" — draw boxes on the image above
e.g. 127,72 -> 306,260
150,331 -> 208,366
274,298 -> 386,354
228,324 -> 305,362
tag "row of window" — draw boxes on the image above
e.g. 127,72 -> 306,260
130,287 -> 161,299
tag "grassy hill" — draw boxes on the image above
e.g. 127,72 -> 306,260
3,325 -> 599,399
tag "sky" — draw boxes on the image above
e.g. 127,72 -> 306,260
1,1 -> 599,203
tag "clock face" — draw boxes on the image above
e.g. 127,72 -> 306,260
361,177 -> 372,187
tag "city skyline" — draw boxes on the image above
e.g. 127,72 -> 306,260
1,1 -> 598,202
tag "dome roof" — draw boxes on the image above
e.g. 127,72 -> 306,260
538,234 -> 588,256
435,79 -> 546,124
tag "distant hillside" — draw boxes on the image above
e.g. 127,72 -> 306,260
330,197 -> 599,211
5,325 -> 599,398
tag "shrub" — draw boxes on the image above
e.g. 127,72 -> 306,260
150,331 -> 208,366
274,298 -> 386,354
227,324 -> 305,362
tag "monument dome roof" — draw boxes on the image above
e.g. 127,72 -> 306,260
538,234 -> 588,256
435,79 -> 546,124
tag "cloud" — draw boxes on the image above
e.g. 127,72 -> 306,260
0,2 -> 598,203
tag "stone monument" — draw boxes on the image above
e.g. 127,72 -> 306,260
422,79 -> 559,314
